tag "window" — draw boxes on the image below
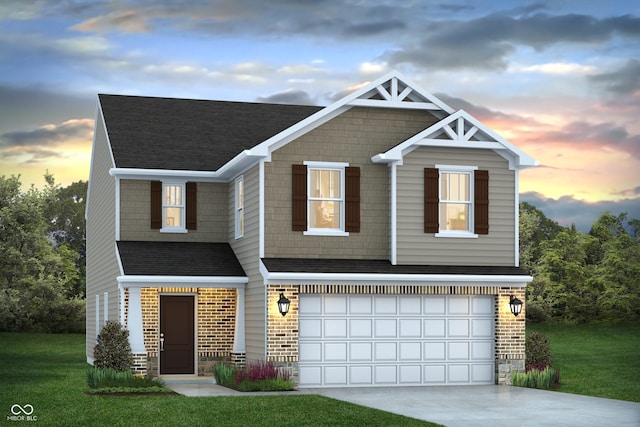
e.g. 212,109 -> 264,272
424,166 -> 488,237
440,171 -> 471,232
150,181 -> 197,232
291,162 -> 360,235
163,183 -> 185,230
235,176 -> 244,239
309,167 -> 343,230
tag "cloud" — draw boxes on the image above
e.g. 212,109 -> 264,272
588,59 -> 640,95
1,119 -> 93,148
521,191 -> 640,232
256,89 -> 316,105
384,12 -> 640,71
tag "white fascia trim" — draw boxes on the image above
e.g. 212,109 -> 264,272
390,162 -> 397,265
117,275 -> 248,288
115,177 -> 120,241
263,272 -> 532,284
115,242 -> 124,276
371,109 -> 538,169
109,150 -> 265,183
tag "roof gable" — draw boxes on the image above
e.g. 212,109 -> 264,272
371,109 -> 538,170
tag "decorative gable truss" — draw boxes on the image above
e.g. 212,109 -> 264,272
346,74 -> 454,114
372,109 -> 538,170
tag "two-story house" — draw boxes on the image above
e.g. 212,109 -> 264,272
86,71 -> 537,387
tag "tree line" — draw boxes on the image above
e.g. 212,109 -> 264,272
0,174 -> 638,332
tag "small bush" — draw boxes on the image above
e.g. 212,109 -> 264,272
93,321 -> 134,371
87,367 -> 164,389
213,363 -> 236,388
512,366 -> 557,389
526,331 -> 552,370
214,360 -> 294,392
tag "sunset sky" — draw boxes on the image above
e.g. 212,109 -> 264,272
1,0 -> 638,231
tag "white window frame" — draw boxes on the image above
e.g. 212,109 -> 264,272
235,176 -> 244,239
435,164 -> 478,239
161,181 -> 187,233
303,161 -> 349,237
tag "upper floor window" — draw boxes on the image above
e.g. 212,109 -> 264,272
424,166 -> 488,237
163,183 -> 185,230
440,171 -> 471,232
150,181 -> 197,232
235,176 -> 244,239
308,164 -> 345,232
292,162 -> 360,235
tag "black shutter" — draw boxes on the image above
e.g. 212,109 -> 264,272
150,181 -> 162,229
345,167 -> 361,233
292,164 -> 307,231
424,168 -> 439,233
186,182 -> 197,230
474,170 -> 489,234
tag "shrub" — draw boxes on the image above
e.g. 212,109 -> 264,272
213,363 -> 236,388
214,360 -> 294,392
526,331 -> 552,370
87,366 -> 164,389
94,321 -> 134,371
512,366 -> 557,389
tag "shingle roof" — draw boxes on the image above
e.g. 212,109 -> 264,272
261,258 -> 529,276
117,241 -> 246,277
99,94 -> 322,171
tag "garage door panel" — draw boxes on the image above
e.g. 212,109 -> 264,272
325,319 -> 347,337
399,342 -> 421,360
448,319 -> 470,337
374,296 -> 398,314
424,342 -> 446,360
374,319 -> 397,337
325,342 -> 347,361
448,364 -> 470,383
299,318 -> 322,338
349,319 -> 372,338
399,365 -> 422,384
375,365 -> 397,384
424,319 -> 445,337
399,318 -> 421,337
350,342 -> 373,361
448,296 -> 470,315
350,366 -> 373,384
299,342 -> 322,362
325,366 -> 347,385
424,365 -> 446,383
299,295 -> 495,387
325,295 -> 347,314
449,342 -> 470,360
374,342 -> 397,361
349,295 -> 372,314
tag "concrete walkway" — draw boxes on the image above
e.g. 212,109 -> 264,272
166,380 -> 640,427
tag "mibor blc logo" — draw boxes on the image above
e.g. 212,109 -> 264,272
7,404 -> 37,422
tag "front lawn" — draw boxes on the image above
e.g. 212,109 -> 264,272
527,322 -> 640,402
0,333 -> 436,426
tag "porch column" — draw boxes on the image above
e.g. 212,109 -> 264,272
233,286 -> 245,353
126,287 -> 146,354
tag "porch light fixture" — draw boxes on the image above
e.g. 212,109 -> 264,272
277,293 -> 291,317
509,295 -> 523,317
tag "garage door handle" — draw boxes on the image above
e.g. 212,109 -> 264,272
160,333 -> 164,352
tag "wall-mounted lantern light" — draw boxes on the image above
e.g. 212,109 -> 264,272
509,295 -> 523,317
277,293 -> 291,317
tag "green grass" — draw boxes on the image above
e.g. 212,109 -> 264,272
0,333 -> 437,427
528,322 -> 640,402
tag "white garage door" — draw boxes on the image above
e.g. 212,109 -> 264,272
298,294 -> 495,387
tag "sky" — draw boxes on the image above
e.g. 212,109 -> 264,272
0,0 -> 638,232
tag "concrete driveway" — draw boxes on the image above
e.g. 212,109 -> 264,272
305,385 -> 640,427
168,380 -> 640,427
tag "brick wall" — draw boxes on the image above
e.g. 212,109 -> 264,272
126,287 -> 237,376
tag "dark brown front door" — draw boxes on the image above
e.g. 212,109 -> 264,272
160,295 -> 195,375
